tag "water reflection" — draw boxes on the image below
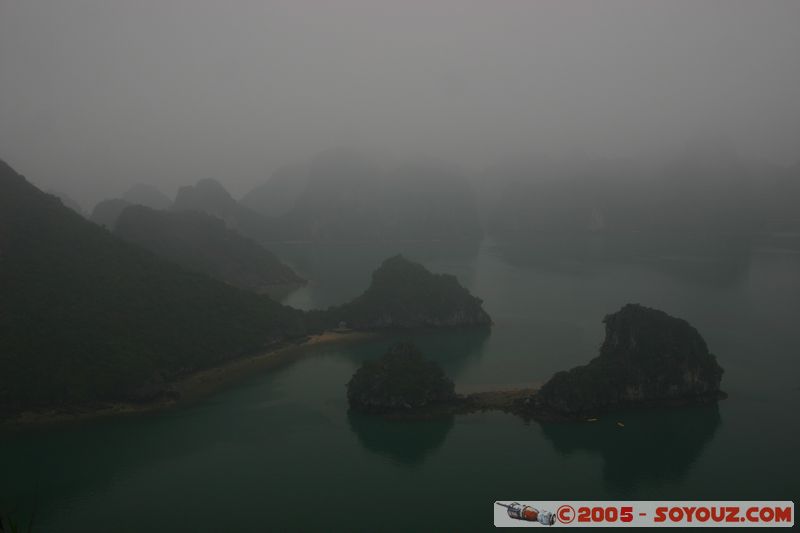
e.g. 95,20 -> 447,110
540,404 -> 722,489
347,411 -> 454,466
0,410 -> 234,529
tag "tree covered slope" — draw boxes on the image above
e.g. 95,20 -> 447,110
0,160 -> 492,414
0,160 -> 307,411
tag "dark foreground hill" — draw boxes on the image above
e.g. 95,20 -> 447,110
49,190 -> 85,216
0,160 -> 307,412
115,206 -> 304,294
0,160 -> 491,414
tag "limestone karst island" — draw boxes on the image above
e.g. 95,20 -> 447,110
346,305 -> 725,421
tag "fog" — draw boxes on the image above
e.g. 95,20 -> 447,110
1,0 -> 799,209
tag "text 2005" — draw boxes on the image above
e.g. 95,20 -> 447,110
577,506 -> 634,523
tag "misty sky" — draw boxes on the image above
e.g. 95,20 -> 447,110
1,0 -> 799,208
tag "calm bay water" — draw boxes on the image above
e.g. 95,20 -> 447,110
2,235 -> 799,531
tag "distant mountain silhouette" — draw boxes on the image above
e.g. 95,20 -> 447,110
265,151 -> 483,241
115,206 -> 304,294
172,178 -> 274,243
241,165 -> 308,217
484,152 -> 800,237
90,198 -> 132,229
178,152 -> 483,243
173,178 -> 240,219
90,185 -> 172,229
122,184 -> 172,210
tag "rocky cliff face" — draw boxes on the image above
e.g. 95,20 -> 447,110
531,304 -> 724,417
327,255 -> 492,329
347,343 -> 456,413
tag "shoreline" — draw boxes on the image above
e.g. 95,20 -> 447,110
369,389 -> 727,422
1,330 -> 374,431
378,388 -> 540,421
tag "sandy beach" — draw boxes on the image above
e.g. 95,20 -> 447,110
1,330 -> 374,430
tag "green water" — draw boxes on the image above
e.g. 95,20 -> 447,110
2,235 -> 799,531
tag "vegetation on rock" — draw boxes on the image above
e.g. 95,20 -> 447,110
324,255 -> 492,329
347,343 -> 456,413
529,304 -> 724,417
